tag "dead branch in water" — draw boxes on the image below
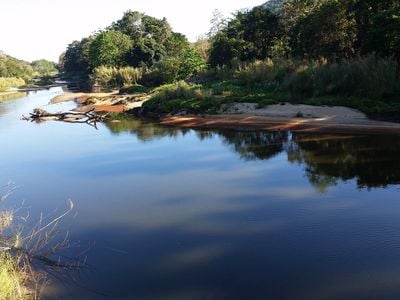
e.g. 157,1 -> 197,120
22,108 -> 108,129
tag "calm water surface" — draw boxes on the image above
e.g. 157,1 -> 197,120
1,88 -> 400,299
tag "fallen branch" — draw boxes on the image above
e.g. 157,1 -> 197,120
22,108 -> 108,129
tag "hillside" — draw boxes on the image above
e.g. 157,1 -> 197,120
0,51 -> 34,81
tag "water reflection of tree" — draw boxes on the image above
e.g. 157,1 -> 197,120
105,117 -> 188,142
218,130 -> 288,161
104,117 -> 400,189
289,134 -> 400,189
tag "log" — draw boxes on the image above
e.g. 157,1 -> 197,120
22,108 -> 108,129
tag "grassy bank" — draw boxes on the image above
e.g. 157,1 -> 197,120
0,188 -> 76,300
0,77 -> 26,92
0,252 -> 31,299
140,56 -> 400,121
0,190 -> 37,299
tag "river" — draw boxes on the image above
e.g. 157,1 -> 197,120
1,87 -> 400,299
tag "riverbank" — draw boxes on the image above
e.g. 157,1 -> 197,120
159,114 -> 400,135
0,83 -> 66,101
50,90 -> 400,135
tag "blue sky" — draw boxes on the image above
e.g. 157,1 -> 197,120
0,0 -> 264,62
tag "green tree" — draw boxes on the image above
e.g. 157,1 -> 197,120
155,47 -> 205,83
208,6 -> 281,66
192,36 -> 210,61
0,52 -> 34,81
365,6 -> 400,77
89,31 -> 133,68
60,37 -> 93,78
111,10 -> 172,44
31,59 -> 58,76
179,47 -> 206,79
289,0 -> 357,60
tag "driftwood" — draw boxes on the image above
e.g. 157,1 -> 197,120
22,108 -> 108,129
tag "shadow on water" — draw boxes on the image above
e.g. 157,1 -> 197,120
106,115 -> 400,191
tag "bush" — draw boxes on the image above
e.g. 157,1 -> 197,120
117,67 -> 142,86
209,58 -> 309,87
143,81 -> 216,113
233,59 -> 298,85
152,81 -> 200,101
148,48 -> 206,85
119,84 -> 150,95
0,77 -> 25,92
91,66 -> 142,90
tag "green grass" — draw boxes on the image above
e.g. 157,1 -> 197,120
142,80 -> 289,114
119,84 -> 151,95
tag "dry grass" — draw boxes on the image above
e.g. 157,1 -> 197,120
1,186 -> 76,300
0,208 -> 27,299
0,252 -> 35,300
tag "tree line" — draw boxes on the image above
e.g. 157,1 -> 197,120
0,51 -> 58,92
209,0 -> 399,68
60,0 -> 399,89
59,11 -> 205,87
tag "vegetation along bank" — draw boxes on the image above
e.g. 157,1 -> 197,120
58,0 -> 400,126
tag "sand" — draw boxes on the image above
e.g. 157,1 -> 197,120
160,102 -> 400,135
50,92 -> 400,134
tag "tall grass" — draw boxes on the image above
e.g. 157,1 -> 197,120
1,187 -> 76,300
0,77 -> 25,92
233,58 -> 303,85
151,81 -> 203,102
92,66 -> 142,90
284,56 -> 400,101
0,198 -> 30,300
208,56 -> 399,103
0,252 -> 30,299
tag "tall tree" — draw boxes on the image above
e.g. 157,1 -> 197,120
209,6 -> 281,66
289,0 -> 357,59
89,31 -> 133,68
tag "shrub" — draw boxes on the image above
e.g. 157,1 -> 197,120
148,48 -> 206,85
152,81 -> 200,101
91,66 -> 142,90
117,67 -> 142,86
284,67 -> 315,100
0,77 -> 25,92
91,66 -> 117,89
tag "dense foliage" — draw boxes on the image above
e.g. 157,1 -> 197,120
59,1 -> 399,119
0,51 -> 34,81
60,11 -> 205,86
209,0 -> 400,66
0,77 -> 25,92
0,51 -> 58,91
31,59 -> 58,76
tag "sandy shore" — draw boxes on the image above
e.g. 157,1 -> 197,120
51,92 -> 118,104
160,114 -> 400,135
50,92 -> 400,134
156,102 -> 400,135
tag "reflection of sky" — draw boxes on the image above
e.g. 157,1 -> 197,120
2,89 -> 400,299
